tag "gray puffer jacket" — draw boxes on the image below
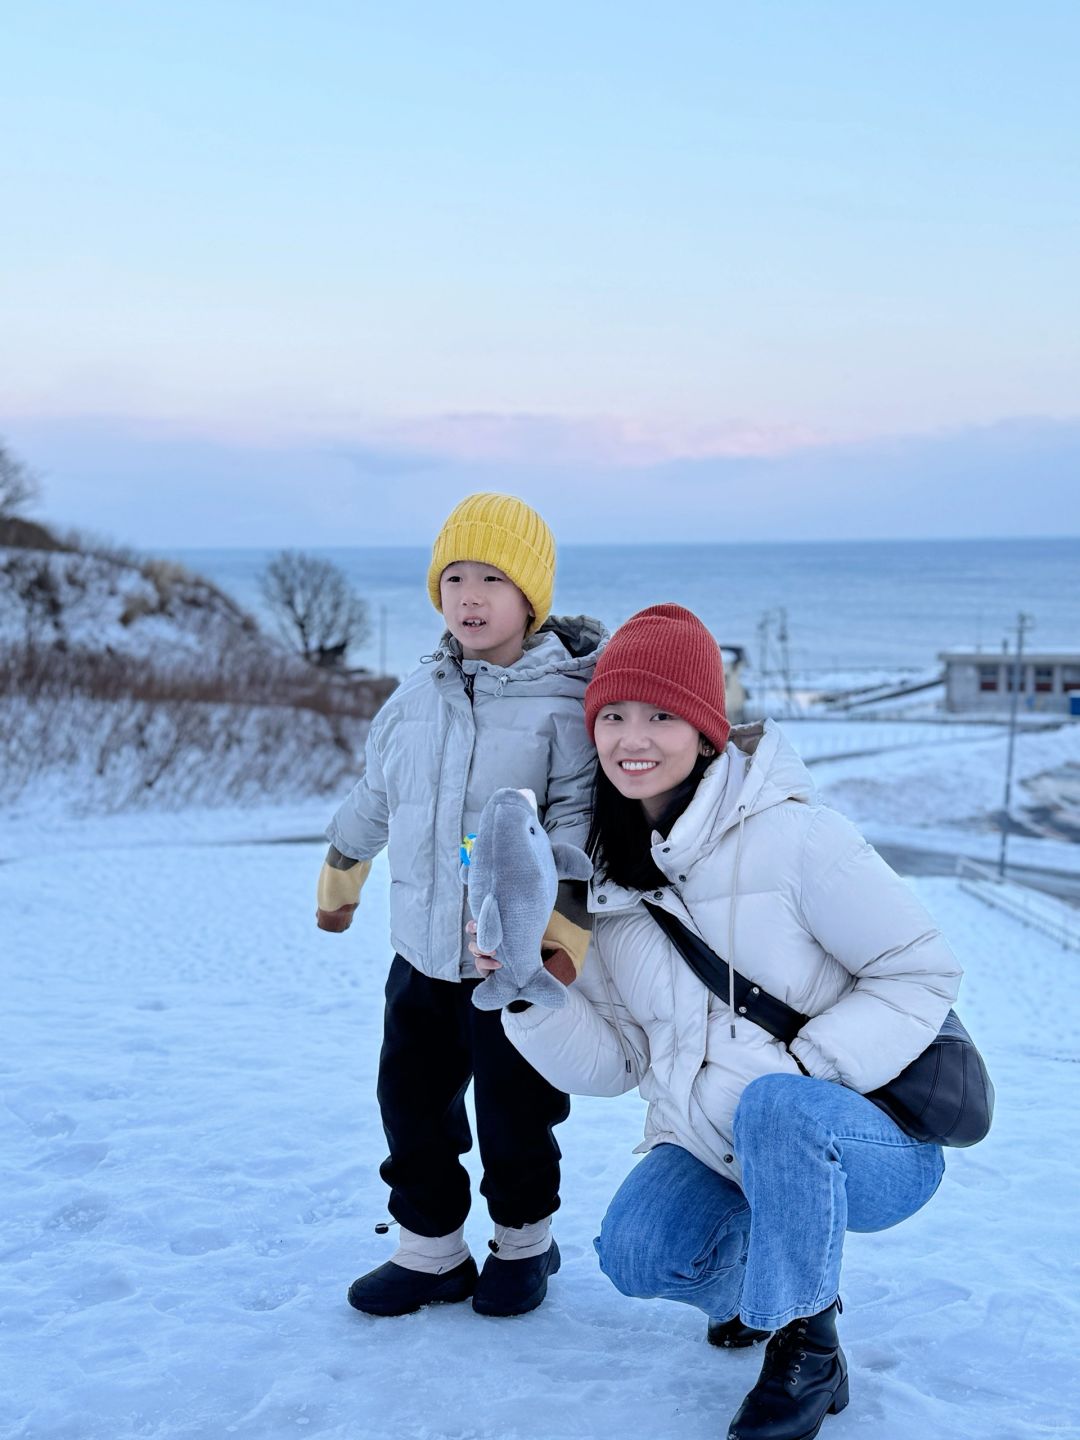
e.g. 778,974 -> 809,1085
327,615 -> 607,980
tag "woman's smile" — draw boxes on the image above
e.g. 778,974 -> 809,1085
595,701 -> 703,821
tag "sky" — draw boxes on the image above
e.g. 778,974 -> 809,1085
2,2 -> 1079,546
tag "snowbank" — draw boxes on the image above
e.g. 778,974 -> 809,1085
2,833 -> 1078,1439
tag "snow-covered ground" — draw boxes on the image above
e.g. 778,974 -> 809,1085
6,715 -> 1079,879
3,794 -> 1080,1438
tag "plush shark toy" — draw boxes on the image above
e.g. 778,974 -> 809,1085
464,787 -> 593,1012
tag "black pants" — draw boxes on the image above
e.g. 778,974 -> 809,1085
377,954 -> 571,1235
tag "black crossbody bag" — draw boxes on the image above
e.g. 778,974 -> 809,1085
644,902 -> 994,1148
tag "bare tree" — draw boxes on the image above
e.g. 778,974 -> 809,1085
258,550 -> 370,667
0,438 -> 42,518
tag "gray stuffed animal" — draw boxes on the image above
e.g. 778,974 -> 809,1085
464,787 -> 592,1012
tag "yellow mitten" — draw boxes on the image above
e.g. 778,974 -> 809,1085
316,848 -> 372,932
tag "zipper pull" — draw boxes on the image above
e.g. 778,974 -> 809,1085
374,1219 -> 400,1235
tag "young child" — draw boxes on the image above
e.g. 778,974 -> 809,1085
316,492 -> 606,1318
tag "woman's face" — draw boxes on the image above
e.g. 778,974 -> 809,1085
593,700 -> 703,822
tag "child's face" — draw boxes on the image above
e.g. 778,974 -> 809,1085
440,561 -> 533,667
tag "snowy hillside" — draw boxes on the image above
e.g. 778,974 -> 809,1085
0,544 -> 260,660
0,542 -> 393,813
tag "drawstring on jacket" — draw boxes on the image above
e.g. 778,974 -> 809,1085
594,944 -> 635,1075
727,805 -> 748,1039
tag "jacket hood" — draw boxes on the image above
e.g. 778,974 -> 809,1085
589,719 -> 817,914
535,613 -> 609,663
678,719 -> 816,850
437,613 -> 608,683
726,720 -> 816,814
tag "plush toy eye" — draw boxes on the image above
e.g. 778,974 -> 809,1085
529,825 -> 536,834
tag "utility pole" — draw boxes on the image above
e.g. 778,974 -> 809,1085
757,612 -> 771,681
776,606 -> 794,714
757,612 -> 771,712
997,611 -> 1034,880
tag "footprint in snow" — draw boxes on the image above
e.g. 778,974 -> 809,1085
239,1281 -> 301,1311
6,1104 -> 78,1139
32,1142 -> 109,1178
854,1345 -> 902,1373
69,1268 -> 137,1308
44,1194 -> 109,1235
169,1227 -> 232,1256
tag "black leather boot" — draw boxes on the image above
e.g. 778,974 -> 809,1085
346,1257 -> 478,1316
472,1240 -> 561,1317
726,1300 -> 848,1440
707,1315 -> 771,1349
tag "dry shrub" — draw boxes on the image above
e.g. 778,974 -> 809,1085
0,540 -> 394,811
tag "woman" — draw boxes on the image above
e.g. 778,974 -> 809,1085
474,603 -> 960,1440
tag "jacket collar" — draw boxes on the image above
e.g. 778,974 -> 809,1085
427,613 -> 607,690
588,720 -> 816,914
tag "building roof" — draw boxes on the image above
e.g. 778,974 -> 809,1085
939,651 -> 1080,664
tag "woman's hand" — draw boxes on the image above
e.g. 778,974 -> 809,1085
466,920 -> 577,986
467,919 -> 502,975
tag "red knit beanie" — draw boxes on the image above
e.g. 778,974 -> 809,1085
585,603 -> 730,752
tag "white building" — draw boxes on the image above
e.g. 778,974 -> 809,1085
940,650 -> 1080,717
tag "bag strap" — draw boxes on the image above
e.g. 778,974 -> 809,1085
643,901 -> 809,1046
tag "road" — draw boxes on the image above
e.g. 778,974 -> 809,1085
875,842 -> 1080,905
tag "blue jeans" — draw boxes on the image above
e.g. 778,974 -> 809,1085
594,1073 -> 945,1331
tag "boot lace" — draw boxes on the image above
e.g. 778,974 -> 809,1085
760,1316 -> 810,1391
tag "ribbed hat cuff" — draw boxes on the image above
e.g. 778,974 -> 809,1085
586,668 -> 730,751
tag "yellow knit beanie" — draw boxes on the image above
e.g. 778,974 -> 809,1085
427,492 -> 556,633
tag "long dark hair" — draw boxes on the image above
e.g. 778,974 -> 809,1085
586,752 -> 713,891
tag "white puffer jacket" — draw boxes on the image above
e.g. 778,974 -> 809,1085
503,720 -> 962,1185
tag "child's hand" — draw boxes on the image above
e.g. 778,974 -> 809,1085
316,852 -> 370,932
466,919 -> 502,974
316,904 -> 357,932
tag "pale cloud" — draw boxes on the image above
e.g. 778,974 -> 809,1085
7,411 -> 1079,549
360,413 -> 838,467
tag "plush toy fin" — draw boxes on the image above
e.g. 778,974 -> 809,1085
471,965 -> 569,1013
519,967 -> 570,1010
470,973 -> 514,1011
476,893 -> 504,953
550,842 -> 593,882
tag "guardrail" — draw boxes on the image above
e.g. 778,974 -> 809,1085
956,858 -> 1080,951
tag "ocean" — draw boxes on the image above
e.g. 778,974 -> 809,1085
178,537 -> 1080,680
